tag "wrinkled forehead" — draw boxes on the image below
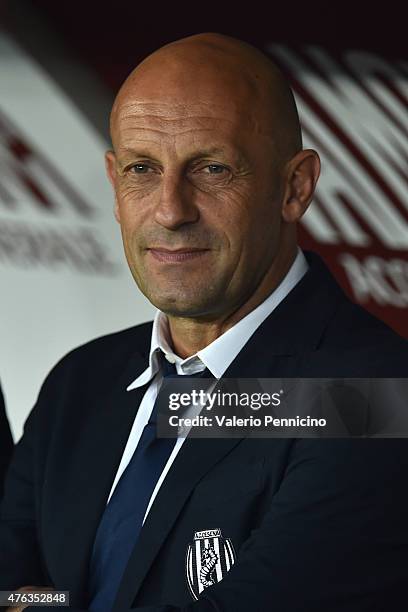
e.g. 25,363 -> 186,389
111,104 -> 275,165
113,97 -> 264,132
111,87 -> 274,154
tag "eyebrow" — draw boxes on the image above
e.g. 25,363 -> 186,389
117,146 -> 249,167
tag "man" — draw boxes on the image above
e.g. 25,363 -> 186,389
1,33 -> 407,612
0,381 -> 13,498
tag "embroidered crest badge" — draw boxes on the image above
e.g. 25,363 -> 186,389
186,528 -> 236,600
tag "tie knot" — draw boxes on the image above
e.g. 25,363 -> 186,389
149,352 -> 212,424
158,352 -> 179,378
157,351 -> 209,379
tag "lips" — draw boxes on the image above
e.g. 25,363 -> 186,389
147,247 -> 210,263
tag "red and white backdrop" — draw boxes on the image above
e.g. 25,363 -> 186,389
1,3 -> 407,437
269,45 -> 408,331
0,26 -> 155,438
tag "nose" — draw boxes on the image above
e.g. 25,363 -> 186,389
153,171 -> 199,230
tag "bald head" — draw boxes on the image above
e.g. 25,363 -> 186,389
110,33 -> 302,163
106,33 -> 320,328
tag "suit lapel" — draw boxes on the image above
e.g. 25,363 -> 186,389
114,252 -> 346,607
114,434 -> 245,610
44,350 -> 149,604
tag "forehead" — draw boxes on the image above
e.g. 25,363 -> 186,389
112,99 -> 270,156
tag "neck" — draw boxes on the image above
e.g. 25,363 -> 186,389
167,244 -> 298,358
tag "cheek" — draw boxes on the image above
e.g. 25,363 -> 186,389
248,188 -> 282,234
224,194 -> 281,265
202,188 -> 252,242
116,208 -> 145,266
115,184 -> 152,236
115,176 -> 159,213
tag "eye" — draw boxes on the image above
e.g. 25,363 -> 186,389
204,164 -> 227,174
130,163 -> 152,174
189,162 -> 232,186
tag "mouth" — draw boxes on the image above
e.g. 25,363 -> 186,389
146,247 -> 210,263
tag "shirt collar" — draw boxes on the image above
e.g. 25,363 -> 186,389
127,248 -> 308,390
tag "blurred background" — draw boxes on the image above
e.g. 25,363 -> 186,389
1,0 -> 407,439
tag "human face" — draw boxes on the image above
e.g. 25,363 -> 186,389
106,99 -> 285,319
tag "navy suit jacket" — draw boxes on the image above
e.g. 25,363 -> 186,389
0,382 -> 13,500
1,251 -> 407,612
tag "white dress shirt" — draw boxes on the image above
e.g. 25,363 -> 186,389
107,248 -> 308,520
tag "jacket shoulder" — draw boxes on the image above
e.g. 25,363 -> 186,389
317,298 -> 408,376
43,321 -> 153,386
324,297 -> 407,350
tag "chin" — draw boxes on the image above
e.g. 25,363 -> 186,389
146,290 -> 217,318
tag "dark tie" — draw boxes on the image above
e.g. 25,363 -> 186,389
88,352 -> 210,612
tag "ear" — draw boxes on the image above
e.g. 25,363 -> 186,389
281,149 -> 320,223
105,150 -> 121,223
